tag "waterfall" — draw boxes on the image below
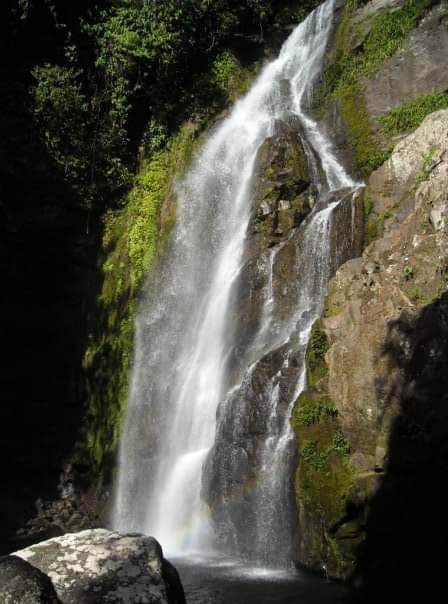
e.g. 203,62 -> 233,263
113,0 -> 361,564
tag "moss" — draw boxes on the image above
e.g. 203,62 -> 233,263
323,282 -> 343,319
210,51 -> 260,101
83,122 -> 197,479
363,188 -> 380,244
380,93 -> 448,136
306,320 -> 329,386
322,0 -> 432,174
292,393 -> 338,427
292,387 -> 357,575
292,313 -> 363,575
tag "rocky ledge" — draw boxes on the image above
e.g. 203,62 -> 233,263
1,529 -> 185,604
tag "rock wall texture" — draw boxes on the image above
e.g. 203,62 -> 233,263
290,0 -> 448,587
13,529 -> 186,604
293,105 -> 448,592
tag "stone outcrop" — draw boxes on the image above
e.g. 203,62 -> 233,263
250,117 -> 313,251
226,118 -> 315,384
319,0 -> 448,178
13,529 -> 186,604
293,110 -> 448,580
365,3 -> 448,120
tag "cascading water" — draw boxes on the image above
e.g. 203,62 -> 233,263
113,0 -> 362,565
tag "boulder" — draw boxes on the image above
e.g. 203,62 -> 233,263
0,555 -> 61,604
13,529 -> 186,604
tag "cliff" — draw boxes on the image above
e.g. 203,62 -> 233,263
3,0 -> 448,597
292,0 -> 448,595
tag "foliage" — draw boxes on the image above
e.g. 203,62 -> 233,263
31,63 -> 131,207
295,398 -> 338,426
415,144 -> 439,188
332,432 -> 351,456
292,387 -> 356,575
211,51 -> 256,99
323,0 -> 433,174
306,321 -> 329,386
301,440 -> 328,470
5,0 -> 311,215
403,264 -> 415,281
292,390 -> 354,520
83,122 -> 196,475
379,92 -> 448,135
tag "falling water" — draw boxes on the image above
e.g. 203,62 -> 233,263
113,0 -> 361,564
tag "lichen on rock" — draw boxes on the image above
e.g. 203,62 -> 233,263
13,529 -> 186,604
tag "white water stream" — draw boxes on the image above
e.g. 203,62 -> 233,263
113,0 -> 360,563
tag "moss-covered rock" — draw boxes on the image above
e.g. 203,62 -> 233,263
250,118 -> 313,250
82,123 -> 199,480
291,319 -> 369,578
318,0 -> 439,175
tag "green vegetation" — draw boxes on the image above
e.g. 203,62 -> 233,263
403,265 -> 415,281
210,51 -> 259,99
363,189 -> 377,244
415,144 -> 439,188
292,388 -> 356,574
363,185 -> 399,244
406,286 -> 425,304
294,397 -> 338,426
5,0 -> 315,215
323,0 -> 433,174
290,314 -> 364,575
83,123 -> 197,475
379,92 -> 448,135
306,321 -> 329,386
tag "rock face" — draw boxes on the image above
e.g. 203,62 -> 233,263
293,110 -> 448,584
250,117 -> 314,251
0,555 -> 61,604
365,3 -> 448,119
203,104 -> 364,560
13,529 -> 186,604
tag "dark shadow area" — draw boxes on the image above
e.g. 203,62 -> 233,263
0,3 -> 100,553
353,292 -> 448,601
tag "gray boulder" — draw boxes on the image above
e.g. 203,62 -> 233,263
13,529 -> 186,604
0,555 -> 61,603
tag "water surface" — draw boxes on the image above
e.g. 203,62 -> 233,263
174,558 -> 352,604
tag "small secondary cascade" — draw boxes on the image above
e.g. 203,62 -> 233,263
113,0 -> 361,563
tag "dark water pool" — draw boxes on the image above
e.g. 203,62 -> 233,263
173,557 -> 352,604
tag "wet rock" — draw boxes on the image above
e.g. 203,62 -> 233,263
249,118 -> 312,252
0,555 -> 61,603
12,481 -> 106,554
206,180 -> 364,561
13,529 -> 186,604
